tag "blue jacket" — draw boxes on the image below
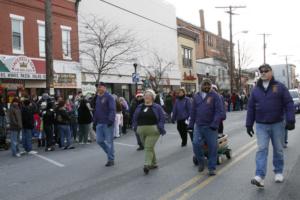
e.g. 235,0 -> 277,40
246,78 -> 295,127
93,92 -> 116,125
132,103 -> 166,135
171,96 -> 192,122
189,91 -> 223,129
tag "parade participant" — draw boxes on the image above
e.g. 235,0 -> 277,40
189,78 -> 223,176
132,89 -> 166,175
78,98 -> 93,144
171,87 -> 192,147
246,64 -> 295,188
93,82 -> 116,167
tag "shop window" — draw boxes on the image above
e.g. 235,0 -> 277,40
10,14 -> 25,54
37,20 -> 45,57
61,25 -> 72,60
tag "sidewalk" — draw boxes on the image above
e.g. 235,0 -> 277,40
278,155 -> 300,200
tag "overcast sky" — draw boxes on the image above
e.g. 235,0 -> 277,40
165,0 -> 300,74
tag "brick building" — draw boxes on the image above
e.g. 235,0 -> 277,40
177,10 -> 232,91
0,0 -> 80,100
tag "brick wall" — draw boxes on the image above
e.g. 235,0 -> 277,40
0,0 -> 79,61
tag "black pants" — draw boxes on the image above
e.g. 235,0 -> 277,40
45,125 -> 54,148
177,120 -> 193,146
218,121 -> 224,134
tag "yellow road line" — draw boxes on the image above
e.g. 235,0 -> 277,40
232,139 -> 256,157
158,140 -> 257,200
176,145 -> 257,200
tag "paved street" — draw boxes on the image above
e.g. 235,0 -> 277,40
0,111 -> 300,200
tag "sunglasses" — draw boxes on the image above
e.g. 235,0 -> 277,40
260,69 -> 270,74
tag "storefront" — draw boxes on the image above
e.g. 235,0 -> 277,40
0,55 -> 82,101
0,55 -> 46,102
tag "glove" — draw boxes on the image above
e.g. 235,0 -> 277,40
246,126 -> 254,137
285,123 -> 295,131
209,127 -> 217,131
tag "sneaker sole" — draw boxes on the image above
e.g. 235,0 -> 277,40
251,179 -> 264,188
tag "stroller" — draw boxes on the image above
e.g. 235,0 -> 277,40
193,134 -> 232,166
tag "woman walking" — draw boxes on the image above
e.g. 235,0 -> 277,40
132,89 -> 166,175
171,88 -> 192,147
78,98 -> 93,144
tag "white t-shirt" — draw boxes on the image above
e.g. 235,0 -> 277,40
263,80 -> 270,90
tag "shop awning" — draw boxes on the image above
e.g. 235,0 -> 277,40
0,60 -> 10,72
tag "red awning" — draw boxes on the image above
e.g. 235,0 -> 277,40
31,59 -> 46,74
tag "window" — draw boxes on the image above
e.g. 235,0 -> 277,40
61,25 -> 72,59
10,14 -> 25,54
37,20 -> 45,57
182,47 -> 192,68
207,34 -> 214,47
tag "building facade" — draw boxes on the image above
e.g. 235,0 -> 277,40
79,0 -> 181,100
177,24 -> 198,93
177,10 -> 231,92
0,0 -> 80,100
272,64 -> 297,89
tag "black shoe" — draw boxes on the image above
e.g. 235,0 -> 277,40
137,146 -> 144,151
149,165 -> 158,170
144,166 -> 150,175
181,143 -> 187,147
198,163 -> 205,172
208,170 -> 216,176
105,161 -> 115,167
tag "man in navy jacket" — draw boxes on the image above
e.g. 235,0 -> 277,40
246,64 -> 295,188
189,78 -> 223,176
93,82 -> 116,167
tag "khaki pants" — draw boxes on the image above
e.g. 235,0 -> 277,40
137,125 -> 160,166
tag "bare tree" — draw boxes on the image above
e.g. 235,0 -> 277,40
80,15 -> 138,83
239,43 -> 254,69
142,52 -> 174,92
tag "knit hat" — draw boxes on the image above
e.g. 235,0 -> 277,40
144,89 -> 156,99
201,78 -> 212,85
98,81 -> 106,87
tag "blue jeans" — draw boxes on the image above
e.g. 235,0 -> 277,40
193,125 -> 218,170
10,130 -> 20,156
58,125 -> 72,148
22,129 -> 33,152
255,122 -> 285,178
96,124 -> 114,161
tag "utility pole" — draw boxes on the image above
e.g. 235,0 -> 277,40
45,0 -> 54,95
238,40 -> 241,92
258,33 -> 271,64
216,5 -> 246,94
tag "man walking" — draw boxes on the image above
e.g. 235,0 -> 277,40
189,78 -> 223,176
246,64 -> 295,188
93,82 -> 116,167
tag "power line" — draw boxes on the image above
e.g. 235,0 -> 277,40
98,0 -> 177,31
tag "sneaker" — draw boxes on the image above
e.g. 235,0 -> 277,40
79,142 -> 84,145
275,174 -> 284,183
28,150 -> 38,155
208,170 -> 216,176
15,153 -> 21,157
251,176 -> 264,188
149,165 -> 158,170
105,161 -> 115,167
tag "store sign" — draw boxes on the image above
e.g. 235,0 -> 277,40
10,56 -> 36,73
53,73 -> 77,88
0,72 -> 46,79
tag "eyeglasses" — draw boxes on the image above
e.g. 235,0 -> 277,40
260,69 -> 270,74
